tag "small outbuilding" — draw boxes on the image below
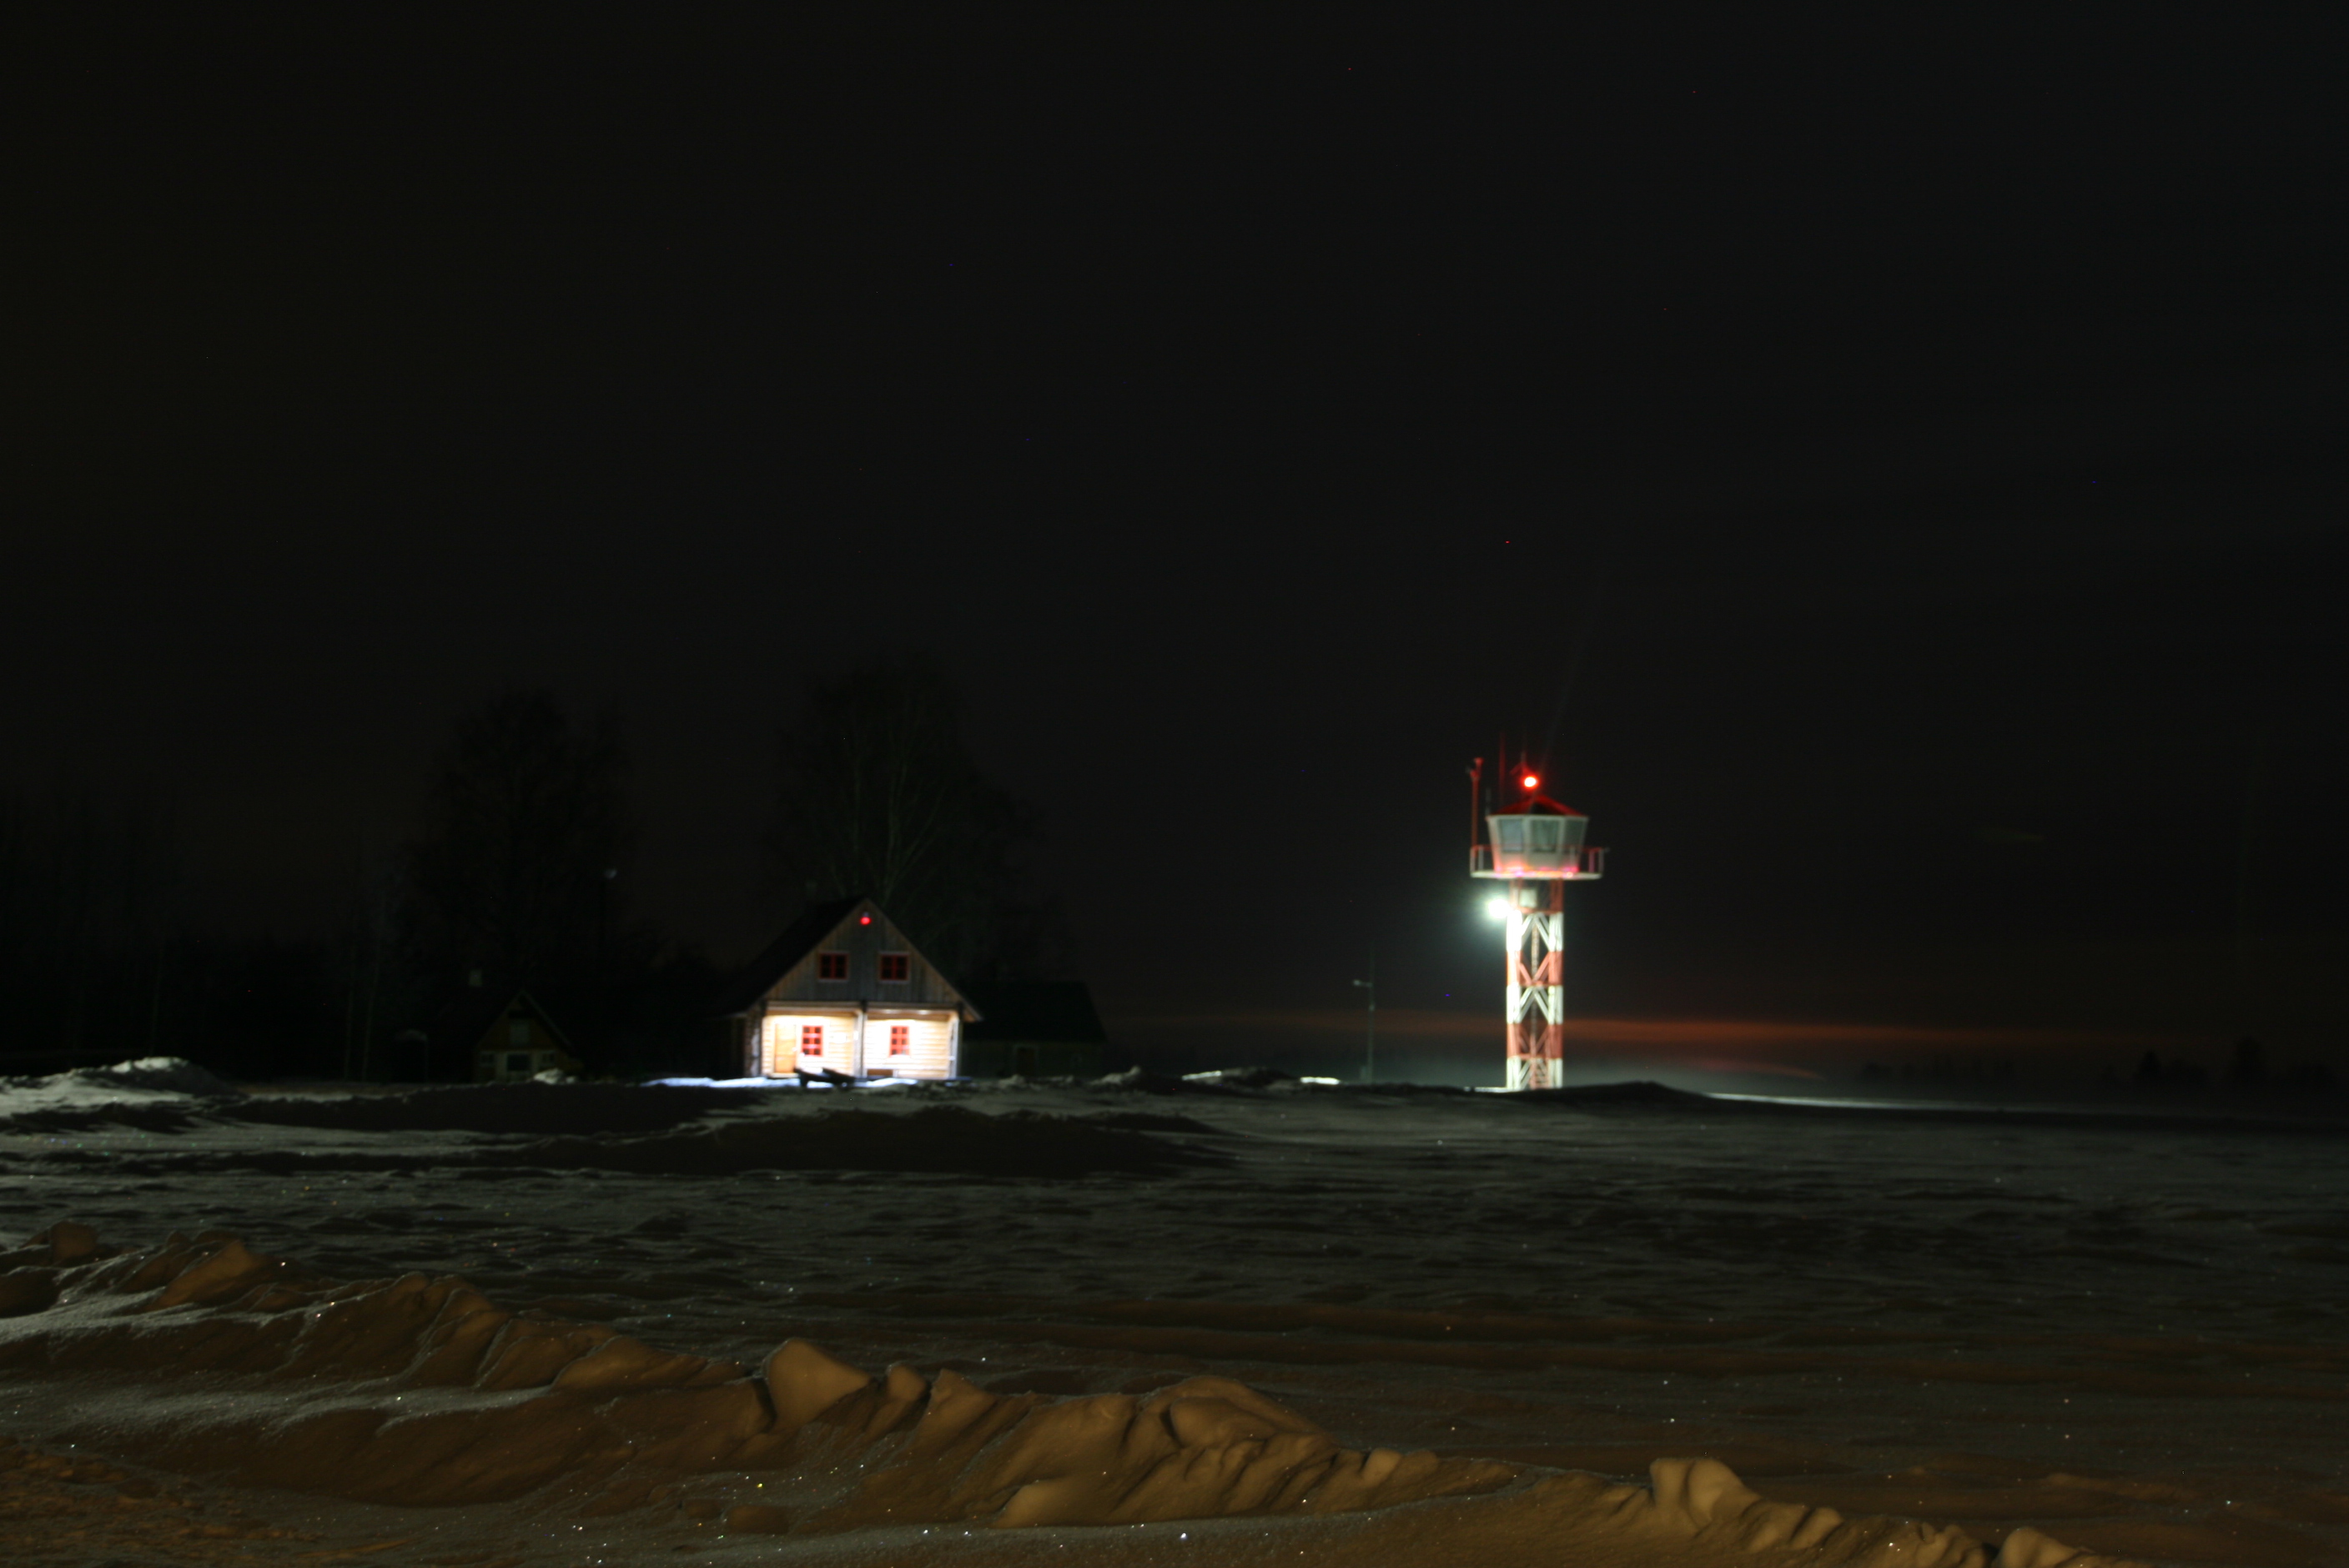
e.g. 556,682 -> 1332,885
712,897 -> 979,1081
425,985 -> 583,1083
958,980 -> 1109,1078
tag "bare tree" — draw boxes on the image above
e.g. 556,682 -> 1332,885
767,657 -> 1048,979
404,691 -> 635,995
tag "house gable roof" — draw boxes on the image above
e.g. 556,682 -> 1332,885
429,986 -> 577,1056
710,896 -> 979,1020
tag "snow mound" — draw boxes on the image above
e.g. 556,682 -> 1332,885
72,1057 -> 244,1098
0,1056 -> 242,1128
1182,1066 -> 1300,1089
511,1105 -> 1217,1178
0,1224 -> 1508,1524
1091,1065 -> 1188,1093
1079,1065 -> 1306,1094
226,1082 -> 767,1136
33,1104 -> 1218,1179
1514,1079 -> 1715,1108
0,1224 -> 2150,1565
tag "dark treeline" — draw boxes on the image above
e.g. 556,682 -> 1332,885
0,661 -> 1054,1083
0,790 -> 368,1081
0,786 -> 185,1071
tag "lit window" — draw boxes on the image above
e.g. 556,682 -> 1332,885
800,1024 -> 824,1056
889,1024 -> 910,1055
878,952 -> 909,983
817,952 -> 848,981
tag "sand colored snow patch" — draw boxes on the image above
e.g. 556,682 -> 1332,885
763,1336 -> 876,1429
0,1224 -> 2164,1567
0,1225 -> 1510,1528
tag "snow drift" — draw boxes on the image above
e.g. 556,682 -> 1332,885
0,1054 -> 242,1128
0,1223 -> 2140,1565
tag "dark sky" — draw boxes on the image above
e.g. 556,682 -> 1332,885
10,13 -> 2348,1076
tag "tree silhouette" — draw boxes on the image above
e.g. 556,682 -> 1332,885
766,657 -> 1049,979
404,691 -> 635,995
0,784 -> 183,1065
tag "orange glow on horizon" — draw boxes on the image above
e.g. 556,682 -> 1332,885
1117,1008 -> 2188,1056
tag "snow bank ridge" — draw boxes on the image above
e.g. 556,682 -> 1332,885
73,1056 -> 244,1096
0,1224 -> 2145,1564
1,1055 -> 243,1104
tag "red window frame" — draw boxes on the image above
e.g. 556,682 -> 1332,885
817,952 -> 848,981
878,952 -> 909,983
888,1024 -> 910,1055
799,1023 -> 824,1056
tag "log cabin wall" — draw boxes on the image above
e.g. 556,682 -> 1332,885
860,1009 -> 956,1078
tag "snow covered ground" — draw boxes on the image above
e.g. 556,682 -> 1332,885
2,1061 -> 2345,1566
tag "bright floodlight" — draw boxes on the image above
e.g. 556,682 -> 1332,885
1521,772 -> 1539,789
1484,896 -> 1511,921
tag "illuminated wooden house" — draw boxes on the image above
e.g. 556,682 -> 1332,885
712,897 -> 979,1080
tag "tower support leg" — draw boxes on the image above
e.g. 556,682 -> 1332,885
1503,887 -> 1566,1090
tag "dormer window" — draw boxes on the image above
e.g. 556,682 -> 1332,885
878,952 -> 909,983
817,952 -> 848,981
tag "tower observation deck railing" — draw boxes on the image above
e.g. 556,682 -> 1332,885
1471,846 -> 1607,878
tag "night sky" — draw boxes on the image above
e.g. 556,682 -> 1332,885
11,13 -> 2347,1081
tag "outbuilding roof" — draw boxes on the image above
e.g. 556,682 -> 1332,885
959,980 -> 1109,1046
428,986 -> 576,1055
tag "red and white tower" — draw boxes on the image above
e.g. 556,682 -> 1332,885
1468,752 -> 1605,1090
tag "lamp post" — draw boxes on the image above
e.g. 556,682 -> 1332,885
598,867 -> 617,1054
1351,952 -> 1376,1083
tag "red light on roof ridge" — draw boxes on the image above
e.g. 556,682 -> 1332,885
858,914 -> 872,925
1521,773 -> 1540,790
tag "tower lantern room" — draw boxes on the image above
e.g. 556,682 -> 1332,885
1485,797 -> 1592,880
1469,753 -> 1605,1091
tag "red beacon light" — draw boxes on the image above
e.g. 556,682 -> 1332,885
1521,773 -> 1540,790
